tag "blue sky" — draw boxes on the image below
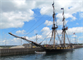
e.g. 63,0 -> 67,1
0,0 -> 83,45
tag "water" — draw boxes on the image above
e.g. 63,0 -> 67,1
0,48 -> 83,60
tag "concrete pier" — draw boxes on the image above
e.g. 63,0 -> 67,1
74,45 -> 83,49
0,45 -> 83,57
0,48 -> 43,57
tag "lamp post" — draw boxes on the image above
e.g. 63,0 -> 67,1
73,33 -> 77,44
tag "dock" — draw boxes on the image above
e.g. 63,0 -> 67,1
74,45 -> 83,49
0,45 -> 83,57
0,48 -> 43,57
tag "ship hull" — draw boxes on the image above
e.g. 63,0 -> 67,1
45,48 -> 74,53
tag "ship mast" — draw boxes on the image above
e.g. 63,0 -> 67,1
61,8 -> 67,47
51,2 -> 58,48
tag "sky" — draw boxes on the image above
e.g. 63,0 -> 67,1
0,0 -> 83,45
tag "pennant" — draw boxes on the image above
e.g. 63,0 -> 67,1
52,3 -> 54,7
61,8 -> 64,10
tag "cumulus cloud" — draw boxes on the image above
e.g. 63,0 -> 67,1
41,27 -> 51,35
0,0 -> 83,29
67,27 -> 83,35
80,12 -> 83,18
40,0 -> 83,18
44,20 -> 53,26
9,38 -> 25,45
0,10 -> 34,29
14,27 -> 83,43
3,40 -> 6,42
0,0 -> 34,29
16,30 -> 26,34
13,38 -> 20,42
72,35 -> 77,38
56,13 -> 76,21
13,0 -> 27,7
29,35 -> 42,41
44,19 -> 67,26
40,27 -> 83,40
0,0 -> 83,44
79,36 -> 83,39
40,6 -> 52,15
41,27 -> 52,39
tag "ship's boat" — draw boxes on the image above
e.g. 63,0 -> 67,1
35,51 -> 46,54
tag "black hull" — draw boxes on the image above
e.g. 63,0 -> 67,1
45,48 -> 74,53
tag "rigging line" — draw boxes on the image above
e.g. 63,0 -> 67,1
49,30 -> 53,44
25,15 -> 45,35
56,32 -> 61,44
35,17 -> 53,36
65,32 -> 71,44
39,31 -> 52,44
25,21 -> 45,36
39,18 -> 56,44
33,17 -> 53,43
25,17 -> 52,36
9,15 -> 44,33
61,31 -> 64,44
10,28 -> 18,32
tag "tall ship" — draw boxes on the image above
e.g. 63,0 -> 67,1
9,2 -> 74,53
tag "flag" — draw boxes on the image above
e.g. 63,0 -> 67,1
52,3 -> 54,7
61,8 -> 64,10
65,27 -> 68,30
61,8 -> 64,15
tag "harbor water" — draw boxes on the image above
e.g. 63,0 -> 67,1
0,48 -> 83,60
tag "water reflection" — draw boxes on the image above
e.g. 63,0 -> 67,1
34,50 -> 74,60
0,48 -> 83,60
